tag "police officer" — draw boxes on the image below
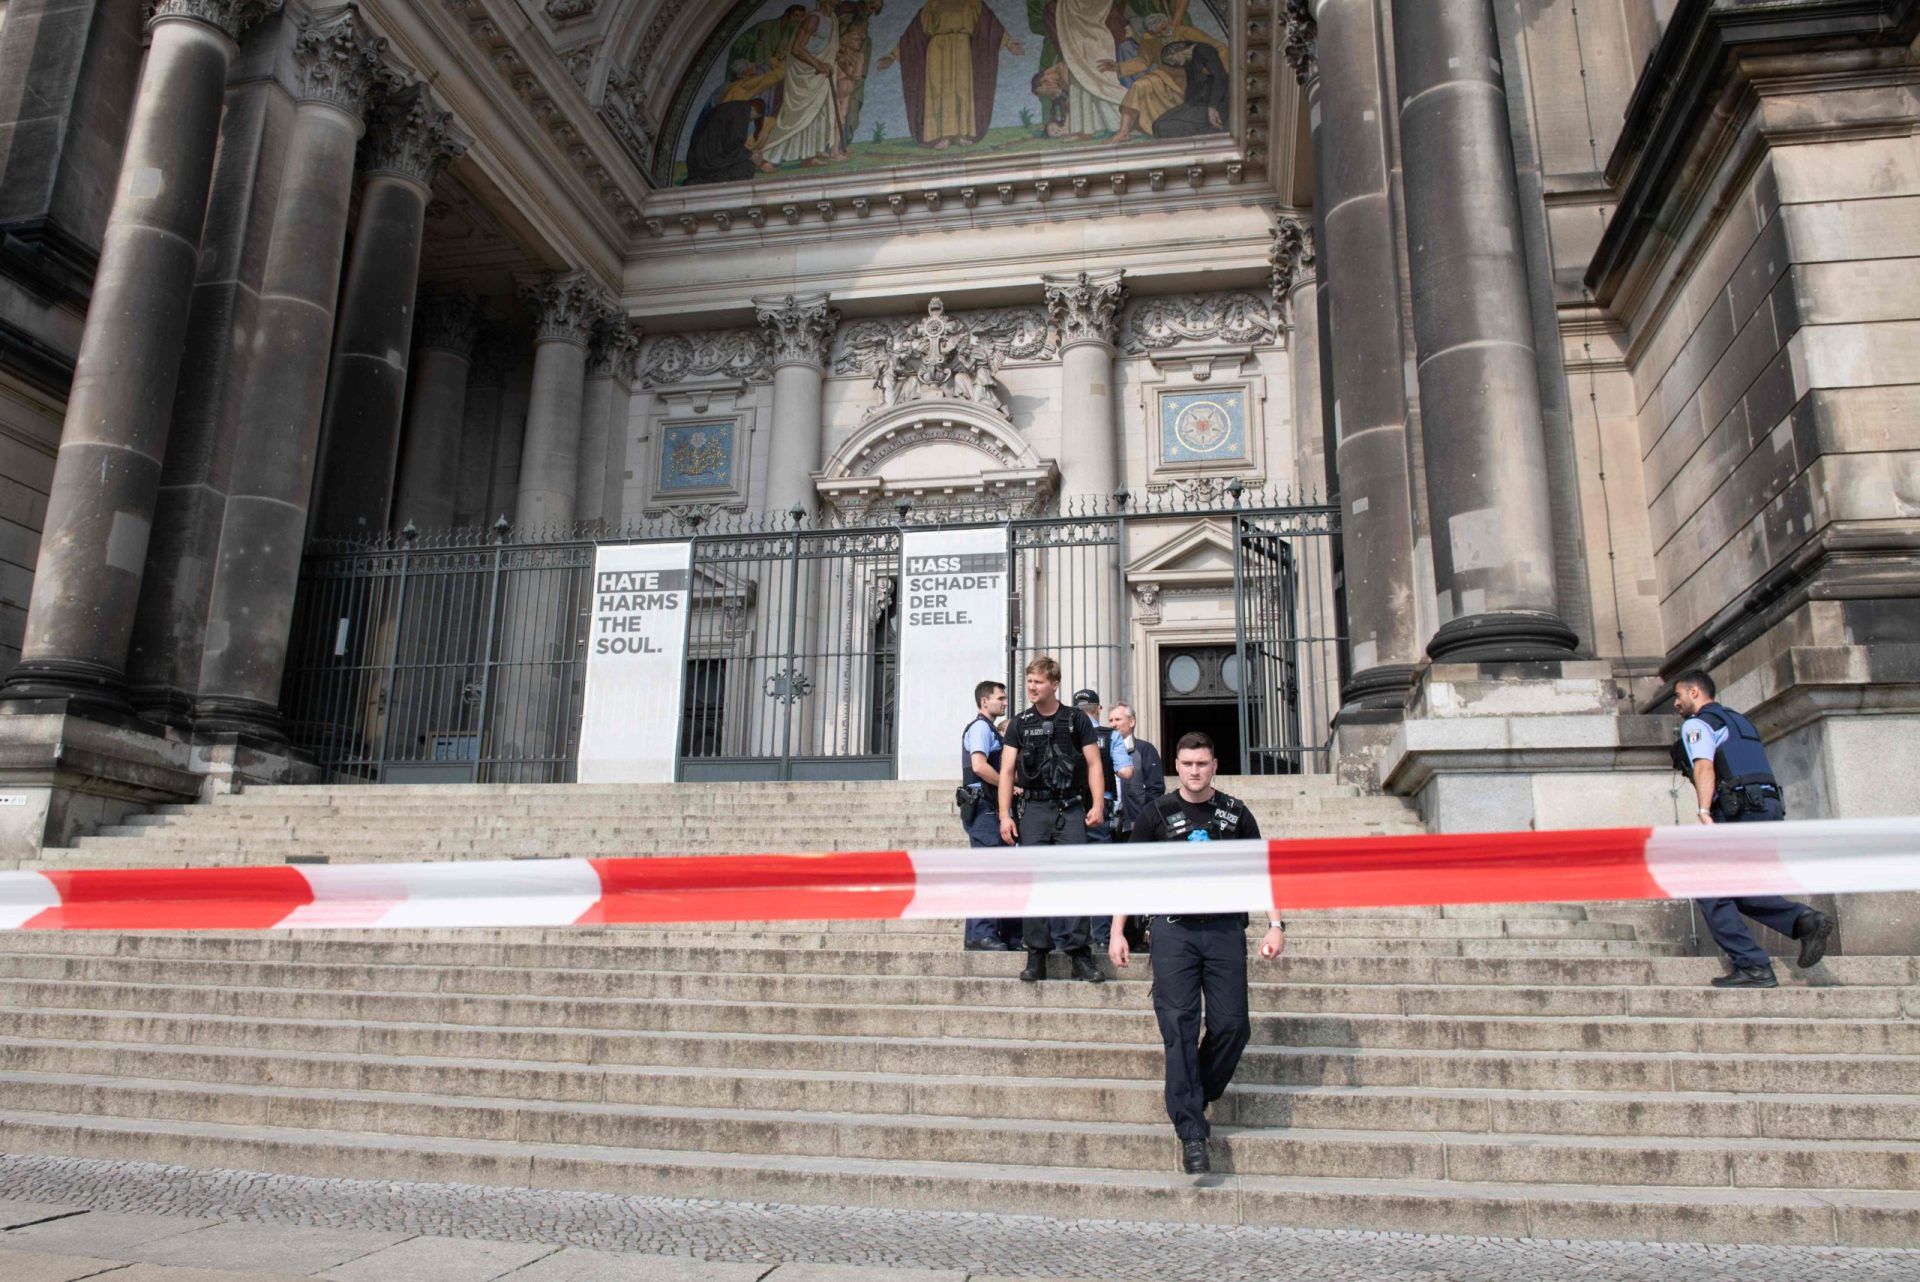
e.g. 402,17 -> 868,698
998,655 -> 1107,983
1111,731 -> 1284,1174
959,679 -> 1017,950
1072,689 -> 1130,846
1672,669 -> 1834,988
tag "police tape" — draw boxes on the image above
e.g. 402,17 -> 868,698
2,817 -> 1918,931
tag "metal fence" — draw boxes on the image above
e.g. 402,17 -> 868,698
280,494 -> 1344,782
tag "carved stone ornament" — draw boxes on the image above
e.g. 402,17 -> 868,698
1270,215 -> 1316,303
363,85 -> 465,186
835,306 -> 1054,374
1132,581 -> 1163,619
843,298 -> 1014,419
414,283 -> 481,356
546,0 -> 594,20
517,270 -> 613,348
641,330 -> 772,387
589,316 -> 645,381
1044,270 -> 1128,350
291,8 -> 388,118
754,294 -> 839,370
1121,292 -> 1279,354
147,0 -> 281,43
1283,0 -> 1317,85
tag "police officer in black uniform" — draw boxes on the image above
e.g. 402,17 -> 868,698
958,679 -> 1017,950
1671,669 -> 1834,987
1111,731 -> 1285,1174
998,655 -> 1106,983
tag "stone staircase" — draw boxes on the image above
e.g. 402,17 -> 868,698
0,779 -> 1915,1247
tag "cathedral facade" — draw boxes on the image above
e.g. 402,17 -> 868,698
0,0 -> 1916,935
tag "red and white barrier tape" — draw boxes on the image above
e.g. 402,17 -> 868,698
2,818 -> 1918,931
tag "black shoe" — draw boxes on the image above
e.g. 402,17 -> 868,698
1020,953 -> 1046,982
1793,910 -> 1835,968
1180,1139 -> 1210,1174
965,938 -> 1011,951
1070,953 -> 1104,984
1711,965 -> 1779,989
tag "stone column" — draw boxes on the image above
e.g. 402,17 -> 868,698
600,331 -> 643,527
1042,270 -> 1127,501
309,85 -> 462,540
391,285 -> 481,533
513,270 -> 608,532
1273,216 -> 1323,495
1,0 -> 276,707
1391,0 -> 1577,661
1297,0 -> 1422,711
488,365 -> 532,525
452,329 -> 510,528
754,293 -> 837,518
575,317 -> 642,529
195,8 -> 386,736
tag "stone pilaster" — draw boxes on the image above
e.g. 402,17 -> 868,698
195,6 -> 384,738
754,292 -> 837,518
1391,0 -> 1578,662
391,284 -> 481,533
2,0 -> 279,709
513,270 -> 612,530
577,316 -> 642,528
310,83 -> 464,539
1042,269 -> 1126,500
1306,0 -> 1422,714
452,328 -> 513,528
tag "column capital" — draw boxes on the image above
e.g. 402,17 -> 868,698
147,0 -> 281,44
1283,0 -> 1317,86
363,84 -> 466,187
753,292 -> 838,370
1043,269 -> 1127,350
517,270 -> 614,348
589,316 -> 645,383
291,7 -> 389,120
1270,214 -> 1316,303
414,283 -> 481,357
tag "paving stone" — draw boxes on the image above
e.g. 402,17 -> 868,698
2,1209 -> 224,1255
0,1198 -> 85,1230
128,1221 -> 413,1273
0,1249 -> 133,1282
106,1268 -> 311,1282
319,1234 -> 563,1281
763,1268 -> 966,1282
505,1247 -> 772,1281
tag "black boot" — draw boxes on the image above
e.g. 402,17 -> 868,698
1020,951 -> 1047,982
1793,910 -> 1835,968
1070,952 -> 1104,983
1711,965 -> 1778,989
1180,1139 -> 1210,1174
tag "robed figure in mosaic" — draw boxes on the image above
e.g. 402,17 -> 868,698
879,0 -> 1024,148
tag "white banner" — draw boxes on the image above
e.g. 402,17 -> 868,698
577,543 -> 694,783
896,527 -> 1010,781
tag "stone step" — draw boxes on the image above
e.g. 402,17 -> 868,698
0,955 -> 1902,1019
0,933 -> 1863,985
2,1036 -> 1914,1140
4,1070 -> 1918,1191
3,1106 -> 1909,1246
7,1008 -> 1911,1096
5,978 -> 1915,1053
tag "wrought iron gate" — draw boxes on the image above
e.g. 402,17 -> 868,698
281,497 -> 1342,783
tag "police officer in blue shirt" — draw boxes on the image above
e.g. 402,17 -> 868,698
1672,669 -> 1834,988
1073,689 -> 1130,951
958,679 -> 1016,950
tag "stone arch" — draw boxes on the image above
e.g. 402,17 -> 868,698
814,401 -> 1057,518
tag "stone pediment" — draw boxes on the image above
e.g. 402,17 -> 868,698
815,402 -> 1055,516
1125,518 -> 1236,587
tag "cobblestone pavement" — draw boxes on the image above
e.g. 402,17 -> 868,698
4,1155 -> 1919,1282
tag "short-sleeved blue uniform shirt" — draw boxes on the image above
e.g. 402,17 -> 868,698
1679,716 -> 1729,766
962,718 -> 1000,789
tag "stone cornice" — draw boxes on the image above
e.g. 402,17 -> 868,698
1587,0 -> 1920,303
291,7 -> 389,118
1044,270 -> 1128,351
363,84 -> 467,186
753,293 -> 838,371
147,0 -> 282,43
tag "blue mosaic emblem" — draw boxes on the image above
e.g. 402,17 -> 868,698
660,421 -> 734,492
1159,390 -> 1248,466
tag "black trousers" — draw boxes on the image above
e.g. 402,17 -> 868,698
1695,796 -> 1812,970
1149,915 -> 1252,1141
1016,798 -> 1091,955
